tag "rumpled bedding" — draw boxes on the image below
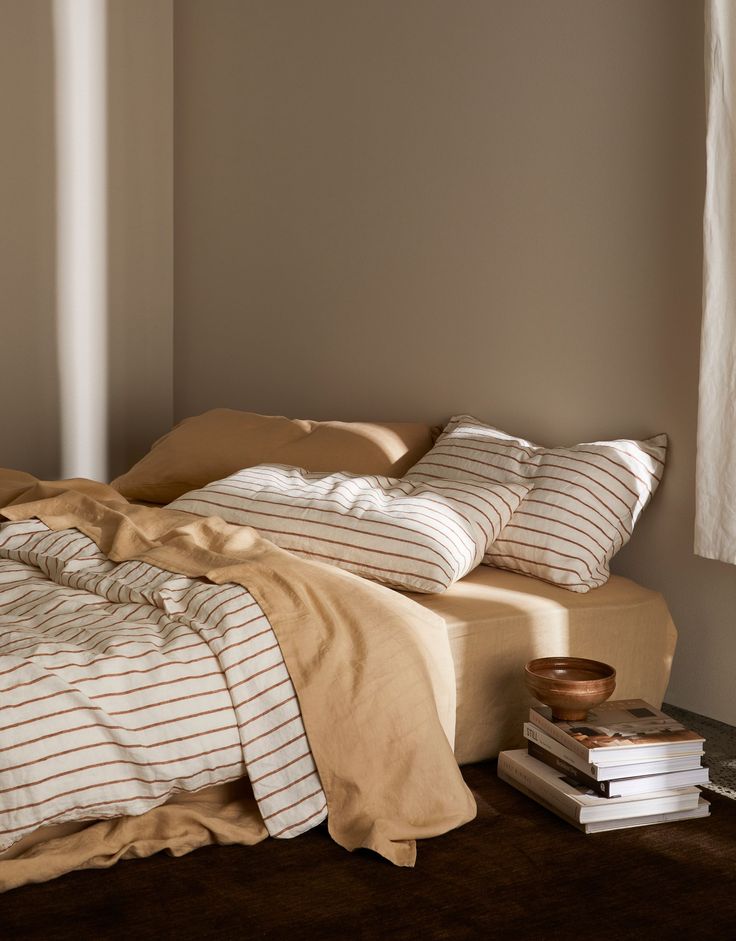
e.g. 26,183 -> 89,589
0,472 -> 475,889
0,518 -> 326,853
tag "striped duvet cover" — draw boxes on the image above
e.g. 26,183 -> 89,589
0,518 -> 327,855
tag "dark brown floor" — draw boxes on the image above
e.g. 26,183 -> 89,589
2,761 -> 735,941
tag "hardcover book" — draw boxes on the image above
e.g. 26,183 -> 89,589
582,799 -> 710,834
526,740 -> 709,798
498,749 -> 702,823
529,699 -> 704,761
500,759 -> 711,833
523,721 -> 704,780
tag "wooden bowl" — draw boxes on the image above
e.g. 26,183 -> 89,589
524,657 -> 616,721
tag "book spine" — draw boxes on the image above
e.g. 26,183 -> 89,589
523,722 -> 598,778
498,752 -> 581,822
580,789 -> 699,823
527,741 -> 610,797
585,799 -> 710,833
528,708 -> 590,760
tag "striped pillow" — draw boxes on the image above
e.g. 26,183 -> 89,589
405,416 -> 667,592
169,465 -> 529,593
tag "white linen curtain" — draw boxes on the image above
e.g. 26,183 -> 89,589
695,0 -> 736,562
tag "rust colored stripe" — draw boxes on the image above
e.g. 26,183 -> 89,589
32,638 -> 206,671
238,695 -> 297,728
540,461 -> 633,511
502,522 -> 606,569
182,476 -> 470,557
1,722 -> 238,775
177,490 -> 461,564
485,551 -> 592,587
0,743 -> 243,800
216,624 -> 274,658
261,543 -> 447,590
261,787 -> 324,822
231,523 -> 455,579
494,537 -> 597,581
0,662 -> 28,680
225,642 -> 280,671
232,677 -> 292,710
0,705 -> 234,757
270,802 -> 327,838
258,769 -> 318,803
514,507 -> 608,555
247,731 -> 306,765
66,652 -> 214,685
523,492 -> 618,543
0,686 -> 230,734
5,668 -> 225,709
242,713 -> 299,748
249,749 -> 310,785
420,448 -> 528,481
0,759 -> 246,816
204,597 -> 260,632
0,766 -> 245,837
229,660 -> 284,694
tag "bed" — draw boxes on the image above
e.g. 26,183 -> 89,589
0,410 -> 676,890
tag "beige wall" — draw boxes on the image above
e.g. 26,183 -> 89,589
4,1 -> 730,722
106,0 -> 174,477
0,0 -> 173,480
174,0 -> 736,724
0,1 -> 59,477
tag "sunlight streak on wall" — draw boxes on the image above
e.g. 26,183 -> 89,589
53,0 -> 108,480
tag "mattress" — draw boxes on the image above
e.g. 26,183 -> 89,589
405,568 -> 678,765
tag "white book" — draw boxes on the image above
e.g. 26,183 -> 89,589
498,750 -> 702,823
523,722 -> 705,781
527,740 -> 709,797
529,700 -> 704,762
584,798 -> 710,833
502,768 -> 711,833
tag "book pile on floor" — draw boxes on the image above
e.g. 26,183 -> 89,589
499,699 -> 710,832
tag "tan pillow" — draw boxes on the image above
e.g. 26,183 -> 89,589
112,409 -> 436,504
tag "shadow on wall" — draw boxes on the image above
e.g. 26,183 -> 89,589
105,0 -> 173,481
0,1 -> 60,477
0,0 -> 173,483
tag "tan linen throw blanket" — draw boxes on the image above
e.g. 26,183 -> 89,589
0,780 -> 267,892
0,472 -> 475,886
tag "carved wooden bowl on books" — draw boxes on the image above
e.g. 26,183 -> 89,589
524,657 -> 617,721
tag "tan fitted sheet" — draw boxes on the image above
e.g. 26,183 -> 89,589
406,568 -> 678,765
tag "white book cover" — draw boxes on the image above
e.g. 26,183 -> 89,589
523,721 -> 705,779
503,772 -> 711,833
529,700 -> 704,762
583,798 -> 710,833
498,750 -> 701,823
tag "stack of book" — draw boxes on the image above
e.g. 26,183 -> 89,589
499,698 -> 710,832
